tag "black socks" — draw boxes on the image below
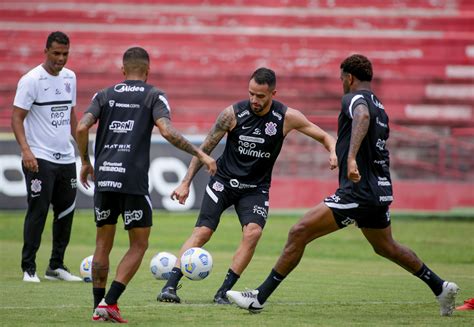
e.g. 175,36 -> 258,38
256,269 -> 286,304
164,267 -> 183,289
414,263 -> 444,296
104,280 -> 126,305
217,268 -> 240,294
93,287 -> 105,309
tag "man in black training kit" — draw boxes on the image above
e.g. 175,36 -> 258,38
227,54 -> 460,317
158,67 -> 337,304
77,47 -> 216,323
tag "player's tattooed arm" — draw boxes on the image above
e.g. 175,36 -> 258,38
156,117 -> 201,155
156,117 -> 217,176
347,104 -> 370,182
181,106 -> 235,184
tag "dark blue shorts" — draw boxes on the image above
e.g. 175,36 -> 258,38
324,194 -> 391,229
94,191 -> 153,230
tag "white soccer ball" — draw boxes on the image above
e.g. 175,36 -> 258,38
150,252 -> 177,280
80,255 -> 93,282
180,247 -> 213,281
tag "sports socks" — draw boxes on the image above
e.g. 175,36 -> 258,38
164,267 -> 183,289
217,268 -> 240,294
93,287 -> 105,309
104,280 -> 126,305
256,269 -> 286,304
414,263 -> 444,296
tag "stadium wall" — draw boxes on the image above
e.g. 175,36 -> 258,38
1,137 -> 472,211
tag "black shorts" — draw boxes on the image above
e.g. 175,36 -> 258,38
324,194 -> 391,229
94,191 -> 153,230
196,177 -> 269,231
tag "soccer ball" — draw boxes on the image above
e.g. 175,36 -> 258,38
80,255 -> 93,282
150,252 -> 177,280
180,247 -> 213,281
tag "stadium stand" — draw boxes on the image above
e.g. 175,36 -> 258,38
0,0 -> 473,183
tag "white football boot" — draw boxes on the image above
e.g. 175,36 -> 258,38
23,269 -> 40,282
226,289 -> 264,313
436,281 -> 460,316
45,266 -> 82,281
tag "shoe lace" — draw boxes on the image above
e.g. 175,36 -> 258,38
242,290 -> 257,299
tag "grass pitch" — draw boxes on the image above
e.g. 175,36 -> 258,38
0,210 -> 473,326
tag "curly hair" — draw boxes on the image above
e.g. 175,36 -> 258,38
340,54 -> 373,82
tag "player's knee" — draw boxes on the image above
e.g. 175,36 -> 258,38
193,227 -> 213,245
372,243 -> 397,259
288,223 -> 307,243
243,225 -> 262,243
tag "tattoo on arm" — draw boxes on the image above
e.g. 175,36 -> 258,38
348,105 -> 370,159
159,118 -> 199,155
182,107 -> 235,183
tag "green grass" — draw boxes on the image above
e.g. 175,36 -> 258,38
0,210 -> 473,326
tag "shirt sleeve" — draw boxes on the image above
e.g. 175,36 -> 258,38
86,91 -> 103,118
13,73 -> 37,110
342,93 -> 369,119
150,88 -> 171,122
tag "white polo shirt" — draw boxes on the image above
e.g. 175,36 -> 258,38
13,64 -> 77,164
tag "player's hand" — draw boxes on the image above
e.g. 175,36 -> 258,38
347,158 -> 361,183
199,152 -> 217,176
329,151 -> 338,170
79,163 -> 95,189
171,182 -> 190,205
22,149 -> 38,173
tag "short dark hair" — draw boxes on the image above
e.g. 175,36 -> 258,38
250,67 -> 276,90
123,47 -> 150,74
340,54 -> 373,82
46,31 -> 70,49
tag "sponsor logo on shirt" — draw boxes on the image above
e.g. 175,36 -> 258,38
50,106 -> 70,128
64,82 -> 71,94
376,117 -> 388,128
238,110 -> 250,118
71,178 -> 77,189
379,195 -> 393,202
377,177 -> 391,186
253,128 -> 261,135
115,103 -> 140,109
237,140 -> 271,158
124,210 -> 143,225
239,135 -> 264,143
114,83 -> 145,93
228,178 -> 257,189
371,94 -> 385,110
97,180 -> 123,189
272,110 -> 282,121
104,144 -> 131,152
99,161 -> 126,173
109,120 -> 134,133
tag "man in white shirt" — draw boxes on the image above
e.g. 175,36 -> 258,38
11,31 -> 82,282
